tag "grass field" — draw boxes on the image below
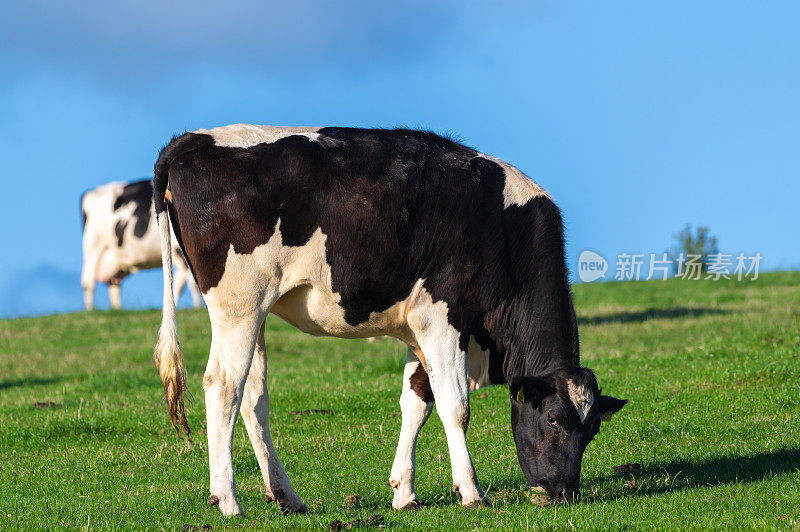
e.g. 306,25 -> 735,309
1,272 -> 798,530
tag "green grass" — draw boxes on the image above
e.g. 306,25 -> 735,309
1,272 -> 799,530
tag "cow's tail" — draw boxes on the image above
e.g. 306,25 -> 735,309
152,133 -> 200,439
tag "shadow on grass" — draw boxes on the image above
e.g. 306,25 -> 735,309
585,447 -> 800,501
0,376 -> 63,390
322,447 -> 800,511
579,306 -> 728,325
452,448 -> 800,509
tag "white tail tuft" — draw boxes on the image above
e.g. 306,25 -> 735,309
154,209 -> 190,438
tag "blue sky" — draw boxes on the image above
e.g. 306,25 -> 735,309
1,1 -> 798,316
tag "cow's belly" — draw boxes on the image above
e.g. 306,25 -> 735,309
116,232 -> 162,272
96,250 -> 160,282
272,282 -> 492,390
271,283 -> 409,339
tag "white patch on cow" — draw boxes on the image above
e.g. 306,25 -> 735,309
478,153 -> 549,209
81,181 -> 200,310
194,124 -> 321,148
566,379 -> 595,424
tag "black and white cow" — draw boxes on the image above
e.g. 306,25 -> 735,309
152,124 -> 626,516
81,180 -> 201,310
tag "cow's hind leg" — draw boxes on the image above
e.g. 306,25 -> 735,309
108,278 -> 122,309
81,258 -> 97,311
389,347 -> 433,509
408,310 -> 485,508
173,261 -> 203,309
187,275 -> 202,309
204,309 -> 263,516
240,320 -> 306,514
172,263 -> 188,305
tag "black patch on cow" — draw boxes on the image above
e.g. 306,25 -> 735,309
167,200 -> 197,280
115,220 -> 128,247
409,364 -> 434,403
159,127 -> 581,381
113,180 -> 153,238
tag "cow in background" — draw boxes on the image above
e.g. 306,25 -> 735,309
81,180 -> 201,310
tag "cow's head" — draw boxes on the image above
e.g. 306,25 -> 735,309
509,369 -> 626,503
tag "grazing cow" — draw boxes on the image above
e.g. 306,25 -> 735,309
152,124 -> 627,516
81,180 -> 201,310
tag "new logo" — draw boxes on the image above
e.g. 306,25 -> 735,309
578,250 -> 608,283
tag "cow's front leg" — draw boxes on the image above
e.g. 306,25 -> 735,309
204,311 -> 262,517
389,347 -> 434,509
240,320 -> 307,514
417,329 -> 485,508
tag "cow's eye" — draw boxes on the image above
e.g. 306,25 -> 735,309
546,416 -> 558,426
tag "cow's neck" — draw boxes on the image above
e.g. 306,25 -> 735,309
488,291 -> 580,380
484,238 -> 580,380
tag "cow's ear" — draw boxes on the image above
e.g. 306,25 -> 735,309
509,376 -> 551,406
598,395 -> 627,421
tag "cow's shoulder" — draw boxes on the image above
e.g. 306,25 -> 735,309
474,154 -> 549,208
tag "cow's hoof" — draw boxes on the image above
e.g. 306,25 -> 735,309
391,492 -> 421,510
453,483 -> 486,509
208,494 -> 243,516
462,498 -> 488,510
399,500 -> 421,511
389,478 -> 420,511
279,503 -> 308,515
272,488 -> 308,515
